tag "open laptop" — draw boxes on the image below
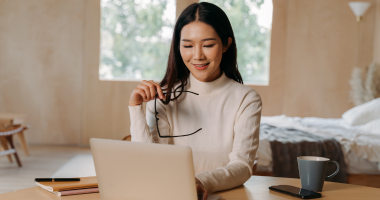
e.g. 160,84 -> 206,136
90,138 -> 202,200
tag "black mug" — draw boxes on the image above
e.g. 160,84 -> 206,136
297,156 -> 339,192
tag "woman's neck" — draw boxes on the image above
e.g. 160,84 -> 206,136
188,71 -> 230,96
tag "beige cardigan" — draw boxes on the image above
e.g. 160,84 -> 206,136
129,73 -> 262,192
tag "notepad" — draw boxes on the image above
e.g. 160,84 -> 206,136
35,176 -> 98,196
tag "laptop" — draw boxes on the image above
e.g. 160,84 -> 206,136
90,138 -> 199,200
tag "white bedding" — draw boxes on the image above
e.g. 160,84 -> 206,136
256,115 -> 380,174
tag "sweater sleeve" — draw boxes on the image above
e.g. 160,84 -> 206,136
129,100 -> 170,144
195,91 -> 262,193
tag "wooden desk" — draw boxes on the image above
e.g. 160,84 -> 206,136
1,176 -> 380,200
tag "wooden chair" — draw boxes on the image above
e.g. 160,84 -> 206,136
0,127 -> 30,156
0,119 -> 25,167
0,113 -> 30,156
122,135 -> 131,141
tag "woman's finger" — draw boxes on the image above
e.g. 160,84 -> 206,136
137,84 -> 151,100
195,178 -> 207,200
142,80 -> 165,100
202,190 -> 208,200
135,89 -> 147,102
142,80 -> 157,100
196,184 -> 208,200
150,81 -> 165,99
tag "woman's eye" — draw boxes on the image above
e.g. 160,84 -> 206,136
204,44 -> 215,48
184,46 -> 193,48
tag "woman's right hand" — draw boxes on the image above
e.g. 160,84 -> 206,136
129,80 -> 165,107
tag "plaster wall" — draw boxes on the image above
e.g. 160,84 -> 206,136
0,0 -> 84,144
282,0 -> 375,117
374,0 -> 380,63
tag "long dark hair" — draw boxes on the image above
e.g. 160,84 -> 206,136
160,2 -> 243,104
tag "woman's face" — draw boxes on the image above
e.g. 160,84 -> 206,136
180,21 -> 231,82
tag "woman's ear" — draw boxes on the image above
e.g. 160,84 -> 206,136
223,37 -> 233,53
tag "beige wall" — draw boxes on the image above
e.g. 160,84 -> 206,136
0,0 -> 84,144
374,0 -> 380,63
177,0 -> 199,18
280,0 -> 375,117
0,0 -> 379,145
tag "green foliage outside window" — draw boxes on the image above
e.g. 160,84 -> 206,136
100,0 -> 271,84
101,0 -> 175,80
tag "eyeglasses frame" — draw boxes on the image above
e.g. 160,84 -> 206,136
154,91 -> 202,138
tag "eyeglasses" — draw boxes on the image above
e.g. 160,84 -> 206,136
154,91 -> 202,138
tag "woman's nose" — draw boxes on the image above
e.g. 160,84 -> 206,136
193,45 -> 205,60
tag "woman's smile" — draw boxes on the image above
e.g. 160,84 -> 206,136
192,63 -> 210,70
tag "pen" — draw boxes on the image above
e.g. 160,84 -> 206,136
35,178 -> 81,182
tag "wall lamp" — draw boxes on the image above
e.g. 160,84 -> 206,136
348,1 -> 371,22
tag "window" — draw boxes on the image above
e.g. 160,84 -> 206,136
100,0 -> 272,85
201,0 -> 272,85
100,0 -> 176,80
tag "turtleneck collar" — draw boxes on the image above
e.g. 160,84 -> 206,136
187,72 -> 231,96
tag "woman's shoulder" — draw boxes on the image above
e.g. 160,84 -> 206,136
227,80 -> 261,102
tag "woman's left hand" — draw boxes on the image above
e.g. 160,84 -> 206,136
196,178 -> 208,200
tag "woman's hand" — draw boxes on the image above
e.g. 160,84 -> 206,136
196,178 -> 208,200
129,80 -> 165,107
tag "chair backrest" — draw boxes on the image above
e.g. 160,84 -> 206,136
122,135 -> 132,141
0,118 -> 13,132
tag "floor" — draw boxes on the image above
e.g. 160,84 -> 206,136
0,145 -> 91,194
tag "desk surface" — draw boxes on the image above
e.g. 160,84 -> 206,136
1,176 -> 380,200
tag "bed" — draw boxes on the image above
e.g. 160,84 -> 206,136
255,99 -> 380,187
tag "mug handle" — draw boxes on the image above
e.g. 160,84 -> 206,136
325,160 -> 340,180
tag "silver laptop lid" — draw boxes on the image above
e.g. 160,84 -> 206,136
90,138 -> 197,200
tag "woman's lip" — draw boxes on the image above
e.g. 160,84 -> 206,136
192,63 -> 209,70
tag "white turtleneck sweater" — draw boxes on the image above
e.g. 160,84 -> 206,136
129,73 -> 262,192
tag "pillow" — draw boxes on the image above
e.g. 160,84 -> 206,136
342,98 -> 380,125
360,118 -> 380,134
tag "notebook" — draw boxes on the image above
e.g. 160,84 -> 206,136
35,176 -> 98,196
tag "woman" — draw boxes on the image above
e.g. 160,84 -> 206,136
129,2 -> 261,199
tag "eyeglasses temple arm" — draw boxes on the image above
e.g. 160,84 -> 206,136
154,96 -> 164,138
159,128 -> 202,138
162,91 -> 199,95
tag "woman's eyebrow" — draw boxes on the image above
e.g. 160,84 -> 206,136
202,38 -> 216,41
181,38 -> 217,42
